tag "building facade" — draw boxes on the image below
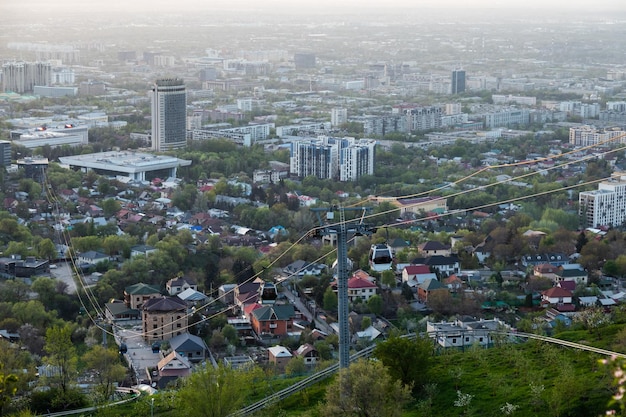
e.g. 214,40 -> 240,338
142,296 -> 188,342
151,78 -> 187,151
290,136 -> 376,182
569,126 -> 626,147
2,61 -> 51,93
451,70 -> 466,94
579,173 -> 626,228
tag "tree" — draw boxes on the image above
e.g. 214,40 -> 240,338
101,198 -> 121,218
367,294 -> 383,315
44,324 -> 77,393
37,238 -> 57,261
0,365 -> 18,416
381,270 -> 396,288
285,357 -> 307,376
83,345 -> 127,401
374,335 -> 433,394
318,359 -> 412,417
176,363 -> 256,417
323,287 -> 337,312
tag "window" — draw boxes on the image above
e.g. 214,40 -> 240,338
465,337 -> 469,342
452,338 -> 457,344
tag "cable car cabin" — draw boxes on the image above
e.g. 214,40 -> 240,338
369,244 -> 393,272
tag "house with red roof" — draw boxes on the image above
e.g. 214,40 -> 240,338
402,264 -> 432,283
541,287 -> 574,312
347,276 -> 378,302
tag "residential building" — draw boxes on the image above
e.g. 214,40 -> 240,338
294,343 -> 319,366
151,78 -> 187,151
168,333 -> 208,363
569,126 -> 626,147
0,141 -> 10,167
541,286 -> 574,312
331,108 -> 348,127
142,296 -> 188,342
451,70 -> 466,94
483,108 -> 530,129
289,136 -> 376,182
76,250 -> 110,266
579,172 -> 626,228
419,241 -> 452,256
166,276 -> 197,296
417,278 -> 446,303
426,317 -> 508,348
268,345 -> 292,369
124,283 -> 161,310
2,61 -> 51,93
250,304 -> 296,337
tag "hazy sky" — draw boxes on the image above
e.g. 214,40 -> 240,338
3,0 -> 625,15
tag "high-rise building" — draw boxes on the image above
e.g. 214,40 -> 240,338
2,61 -> 51,93
579,173 -> 626,228
151,78 -> 187,152
331,108 -> 348,127
290,136 -> 376,182
451,69 -> 466,94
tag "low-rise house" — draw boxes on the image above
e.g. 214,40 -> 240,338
105,300 -> 140,322
142,296 -> 188,342
419,241 -> 452,256
125,283 -> 161,310
533,263 -> 559,281
130,244 -> 157,258
541,287 -> 575,312
0,256 -> 49,278
330,275 -> 378,302
556,264 -> 588,285
155,351 -> 192,388
166,276 -> 198,295
77,250 -> 110,266
410,255 -> 460,276
268,345 -> 292,370
250,304 -> 296,337
426,317 -> 509,348
294,343 -> 319,366
387,237 -> 410,257
402,264 -> 431,283
168,333 -> 208,363
283,260 -> 326,277
417,278 -> 446,303
522,253 -> 569,268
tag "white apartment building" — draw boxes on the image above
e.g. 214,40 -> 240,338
569,126 -> 626,147
290,136 -> 376,182
579,173 -> 626,228
483,108 -> 530,129
331,108 -> 348,127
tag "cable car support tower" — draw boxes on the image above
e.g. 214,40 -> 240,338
311,206 -> 375,369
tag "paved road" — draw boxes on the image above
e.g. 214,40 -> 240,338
282,285 -> 335,335
50,261 -> 77,294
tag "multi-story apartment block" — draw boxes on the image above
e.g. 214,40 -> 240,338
579,173 -> 626,228
340,139 -> 376,181
290,136 -> 376,181
569,126 -> 626,147
2,61 -> 51,93
331,108 -> 348,127
403,106 -> 443,132
483,108 -> 530,129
